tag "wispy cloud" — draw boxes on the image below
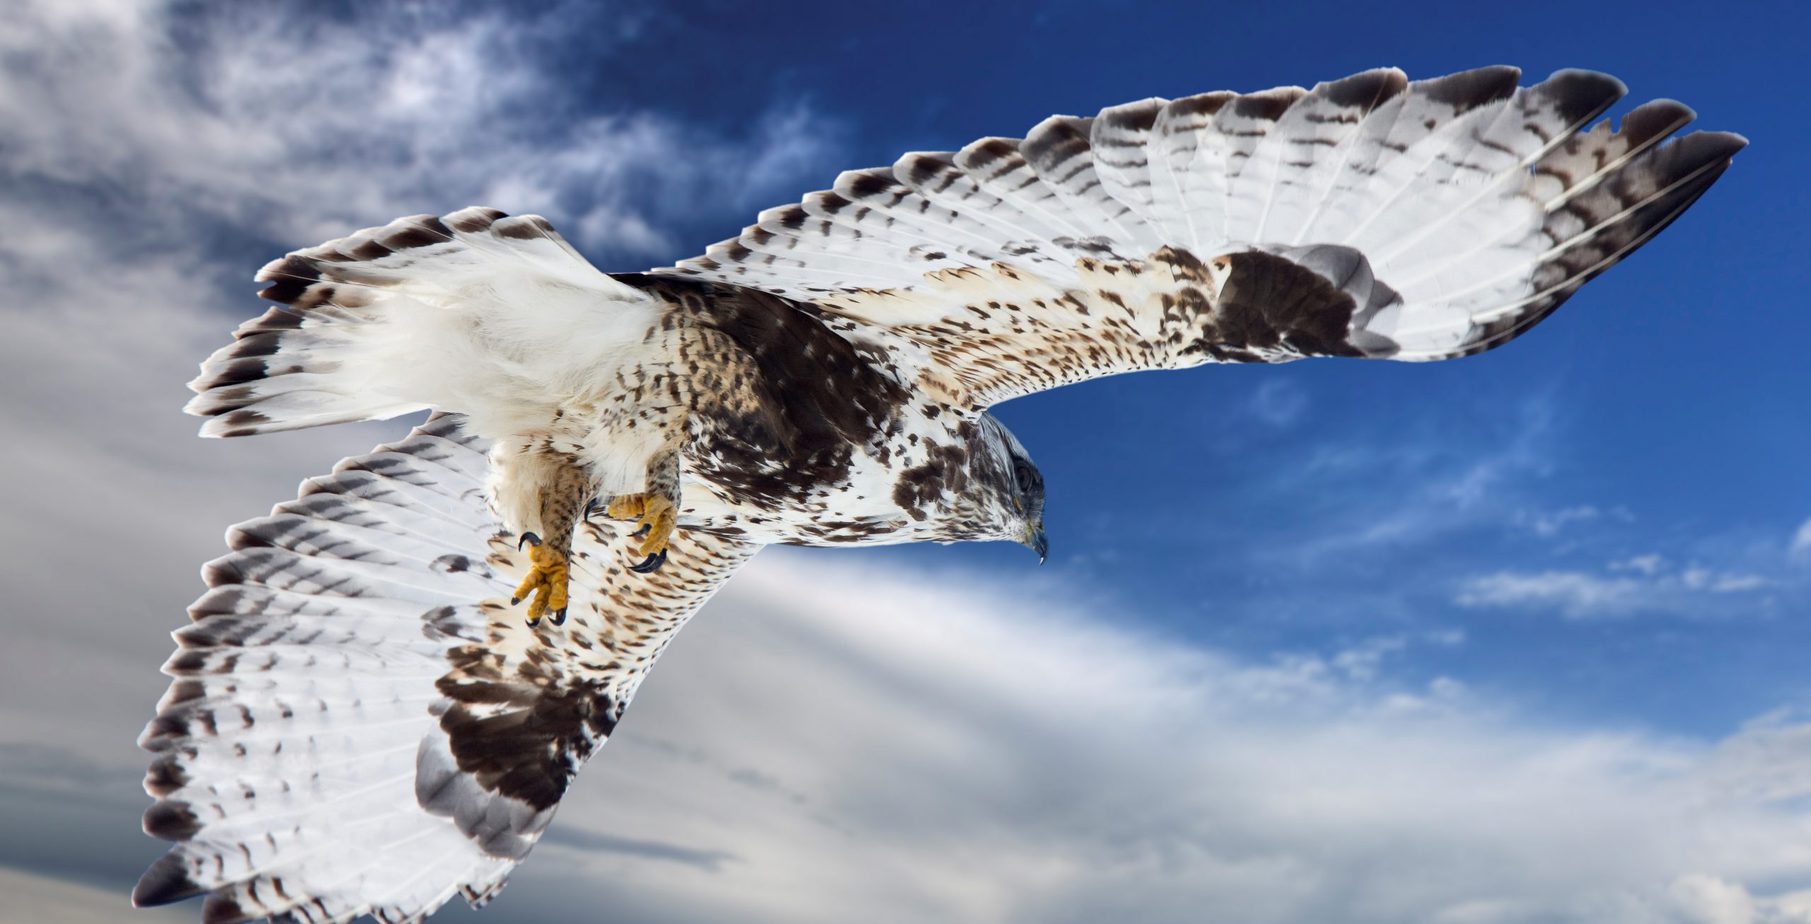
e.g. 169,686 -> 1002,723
1457,569 -> 1650,617
1516,504 -> 1616,538
1213,385 -> 1802,628
1456,557 -> 1774,619
0,0 -> 842,259
1245,378 -> 1311,429
540,828 -> 737,873
1792,517 -> 1811,563
1238,392 -> 1563,571
1615,554 -> 1668,576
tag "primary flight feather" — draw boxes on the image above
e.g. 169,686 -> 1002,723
138,65 -> 1743,923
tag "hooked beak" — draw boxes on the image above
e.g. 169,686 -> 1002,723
1020,522 -> 1048,565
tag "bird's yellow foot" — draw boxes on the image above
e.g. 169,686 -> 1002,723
510,533 -> 570,625
600,493 -> 676,573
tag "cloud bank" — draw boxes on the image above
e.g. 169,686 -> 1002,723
516,557 -> 1811,924
0,0 -> 839,259
17,548 -> 1811,924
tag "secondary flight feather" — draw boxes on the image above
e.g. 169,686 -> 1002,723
140,65 -> 1743,923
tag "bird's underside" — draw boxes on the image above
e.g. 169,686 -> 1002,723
144,65 -> 1741,923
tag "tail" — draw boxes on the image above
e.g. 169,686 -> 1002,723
185,207 -> 650,438
135,414 -> 759,923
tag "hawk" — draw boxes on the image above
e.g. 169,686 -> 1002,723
136,66 -> 1741,923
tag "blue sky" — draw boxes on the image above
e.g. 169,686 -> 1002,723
3,1 -> 1810,922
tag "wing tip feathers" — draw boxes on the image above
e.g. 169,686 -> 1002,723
133,852 -> 206,907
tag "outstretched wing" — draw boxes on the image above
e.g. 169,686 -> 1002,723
134,414 -> 759,924
185,207 -> 654,439
657,66 -> 1744,411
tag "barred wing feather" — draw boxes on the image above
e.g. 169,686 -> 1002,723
659,66 -> 1743,411
134,414 -> 759,924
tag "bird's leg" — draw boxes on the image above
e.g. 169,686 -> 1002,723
510,458 -> 594,626
598,446 -> 680,574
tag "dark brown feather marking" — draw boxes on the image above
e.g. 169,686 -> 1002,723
1231,87 -> 1306,121
1318,68 -> 1408,110
1420,65 -> 1520,110
1201,250 -> 1367,360
434,662 -> 619,812
609,273 -> 910,507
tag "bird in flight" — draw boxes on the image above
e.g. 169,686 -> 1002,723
136,66 -> 1741,923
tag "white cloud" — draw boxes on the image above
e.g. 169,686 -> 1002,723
1665,872 -> 1811,924
1437,394 -> 1556,510
1792,518 -> 1811,563
1247,378 -> 1311,428
1457,569 -> 1646,617
1520,504 -> 1604,537
1684,568 -> 1772,593
1458,556 -> 1776,619
1616,554 -> 1669,576
1324,630 -> 1461,683
0,0 -> 841,257
1671,875 -> 1759,924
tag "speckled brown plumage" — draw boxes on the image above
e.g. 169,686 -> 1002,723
150,65 -> 1743,924
424,516 -> 758,850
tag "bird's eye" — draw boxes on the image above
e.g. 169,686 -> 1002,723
1013,461 -> 1036,493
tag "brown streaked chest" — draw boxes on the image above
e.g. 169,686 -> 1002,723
611,274 -> 915,509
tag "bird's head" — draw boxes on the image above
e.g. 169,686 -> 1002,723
972,413 -> 1048,563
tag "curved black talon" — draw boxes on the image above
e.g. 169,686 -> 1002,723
517,531 -> 542,550
551,607 -> 567,626
584,498 -> 601,522
630,522 -> 652,540
629,549 -> 667,574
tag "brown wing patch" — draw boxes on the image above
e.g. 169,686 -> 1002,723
1204,250 -> 1370,361
418,522 -> 759,859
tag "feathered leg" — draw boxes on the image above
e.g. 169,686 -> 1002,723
501,451 -> 596,626
600,445 -> 681,573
